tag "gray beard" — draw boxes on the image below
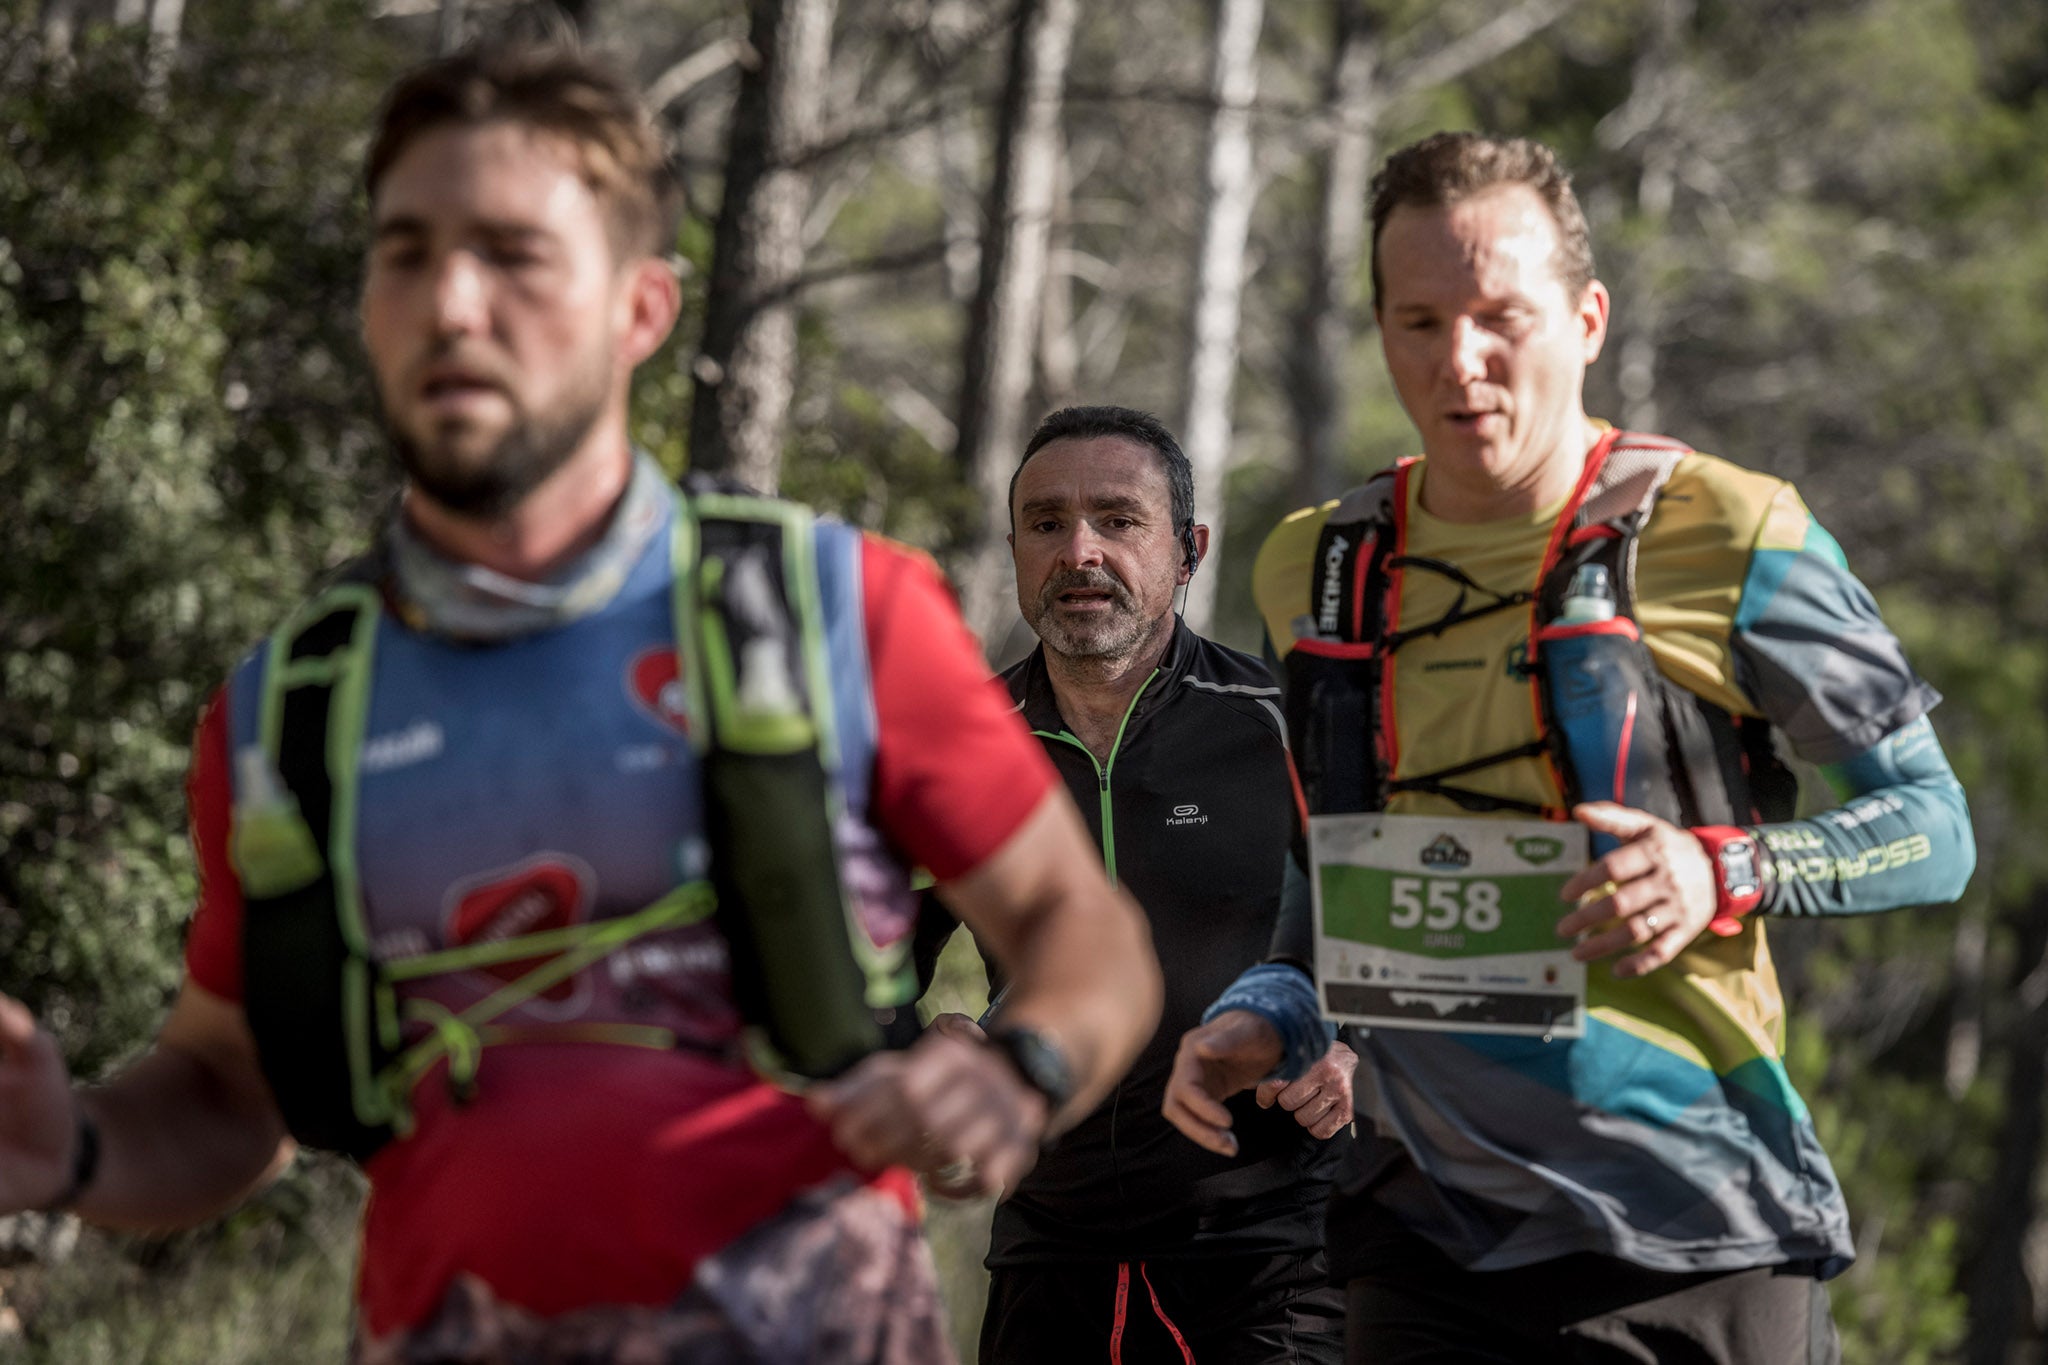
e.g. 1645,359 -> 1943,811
1027,569 -> 1155,662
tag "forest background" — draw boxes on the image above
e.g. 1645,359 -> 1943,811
3,0 -> 2047,1360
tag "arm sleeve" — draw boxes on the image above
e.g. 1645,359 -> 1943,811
1716,488 -> 1972,914
1193,854 -> 1334,1083
1751,714 -> 1975,916
1202,960 -> 1332,1083
1729,489 -> 1941,765
183,690 -> 245,1002
858,535 -> 1057,884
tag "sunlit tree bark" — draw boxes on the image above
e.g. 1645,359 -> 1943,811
1285,0 -> 1376,511
689,0 -> 838,492
952,0 -> 1078,645
1176,0 -> 1262,634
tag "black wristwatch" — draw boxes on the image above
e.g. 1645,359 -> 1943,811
986,1027 -> 1075,1114
39,1104 -> 100,1213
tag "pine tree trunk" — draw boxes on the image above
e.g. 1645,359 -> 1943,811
1178,0 -> 1264,634
1037,135 -> 1078,413
143,0 -> 184,90
1286,0 -> 1377,511
1967,896 -> 2048,1365
435,0 -> 463,54
689,0 -> 838,493
951,0 -> 1079,646
1607,0 -> 1692,436
37,0 -> 85,61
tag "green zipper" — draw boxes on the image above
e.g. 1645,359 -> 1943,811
1032,668 -> 1159,885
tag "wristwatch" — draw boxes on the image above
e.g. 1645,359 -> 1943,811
986,1027 -> 1075,1115
39,1104 -> 100,1213
1694,825 -> 1766,936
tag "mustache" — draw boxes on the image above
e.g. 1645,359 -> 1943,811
1039,568 -> 1134,609
411,340 -> 515,394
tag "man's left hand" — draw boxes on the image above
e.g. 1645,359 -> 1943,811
1253,1037 -> 1355,1140
1557,802 -> 1718,978
806,1030 -> 1047,1199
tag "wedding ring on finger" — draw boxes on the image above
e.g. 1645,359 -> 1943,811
1643,913 -> 1661,935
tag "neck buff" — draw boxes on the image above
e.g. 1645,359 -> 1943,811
383,452 -> 674,642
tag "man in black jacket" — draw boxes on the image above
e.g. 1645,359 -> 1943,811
918,405 -> 1354,1364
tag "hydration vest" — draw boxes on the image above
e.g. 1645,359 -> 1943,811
227,483 -> 910,1162
1279,430 -> 1797,833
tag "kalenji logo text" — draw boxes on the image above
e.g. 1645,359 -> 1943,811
1166,804 -> 1208,827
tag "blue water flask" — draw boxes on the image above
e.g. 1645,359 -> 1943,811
1540,564 -> 1643,857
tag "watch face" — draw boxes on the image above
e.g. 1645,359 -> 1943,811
1719,839 -> 1761,896
993,1028 -> 1074,1111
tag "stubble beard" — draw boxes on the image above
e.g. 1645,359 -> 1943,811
384,355 -> 614,521
1025,568 -> 1161,664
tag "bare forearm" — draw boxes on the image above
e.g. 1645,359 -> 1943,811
75,1047 -> 292,1230
939,793 -> 1162,1131
985,884 -> 1159,1127
70,985 -> 293,1231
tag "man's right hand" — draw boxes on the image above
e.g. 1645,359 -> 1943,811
1254,1037 -> 1355,1140
806,1027 -> 1048,1199
0,993 -> 83,1214
925,1011 -> 987,1046
1161,1009 -> 1283,1157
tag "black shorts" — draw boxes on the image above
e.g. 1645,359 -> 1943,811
980,1250 -> 1344,1365
1342,1218 -> 1841,1365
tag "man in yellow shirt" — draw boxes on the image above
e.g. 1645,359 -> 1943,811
1164,131 -> 1973,1364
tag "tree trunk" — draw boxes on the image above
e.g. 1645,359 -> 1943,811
1965,895 -> 2048,1365
1948,897 -> 1989,1097
688,0 -> 838,493
1037,133 -> 1078,413
37,0 -> 87,61
1605,0 -> 1692,436
1177,0 -> 1264,635
1285,0 -> 1378,511
951,0 -> 1079,644
143,0 -> 184,90
435,0 -> 463,55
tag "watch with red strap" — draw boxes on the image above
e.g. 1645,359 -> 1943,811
1694,825 -> 1766,936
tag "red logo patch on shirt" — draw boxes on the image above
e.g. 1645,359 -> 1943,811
628,646 -> 691,735
446,858 -> 590,1004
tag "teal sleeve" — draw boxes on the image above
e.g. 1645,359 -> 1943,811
1731,519 -> 1941,765
1754,715 -> 1975,916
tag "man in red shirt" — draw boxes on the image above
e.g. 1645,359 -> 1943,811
0,40 -> 1159,1363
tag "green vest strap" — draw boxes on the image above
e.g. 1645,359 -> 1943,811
235,491 -> 899,1162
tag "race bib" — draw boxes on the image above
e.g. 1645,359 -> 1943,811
1310,814 -> 1587,1038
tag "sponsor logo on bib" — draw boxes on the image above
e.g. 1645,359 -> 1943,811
1420,834 -> 1472,871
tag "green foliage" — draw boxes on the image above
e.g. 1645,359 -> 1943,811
0,12 -> 403,1072
916,929 -> 998,1363
1,9 -> 396,1355
7,1158 -> 361,1364
7,0 -> 2048,1357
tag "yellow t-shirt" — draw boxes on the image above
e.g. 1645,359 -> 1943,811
1255,449 -> 1816,818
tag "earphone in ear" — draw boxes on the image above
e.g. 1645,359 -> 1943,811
1181,523 -> 1200,574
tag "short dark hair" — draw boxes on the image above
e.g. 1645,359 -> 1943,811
1368,131 -> 1595,307
1010,406 -> 1195,539
366,40 -> 683,259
